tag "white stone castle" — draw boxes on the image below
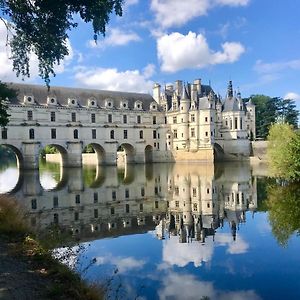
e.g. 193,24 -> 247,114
0,79 -> 255,168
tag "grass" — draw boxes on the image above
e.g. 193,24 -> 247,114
0,195 -> 104,300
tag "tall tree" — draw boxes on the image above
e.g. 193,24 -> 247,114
0,0 -> 124,86
0,81 -> 16,127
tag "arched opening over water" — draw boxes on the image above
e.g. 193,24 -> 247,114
0,145 -> 22,193
214,143 -> 225,162
39,144 -> 68,190
83,165 -> 106,188
145,145 -> 153,163
82,143 -> 106,165
117,143 -> 135,166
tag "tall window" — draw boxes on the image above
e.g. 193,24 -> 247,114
110,130 -> 114,139
92,129 -> 96,139
191,128 -> 195,138
191,114 -> 195,122
137,115 -> 141,124
173,116 -> 177,124
125,189 -> 129,198
153,130 -> 157,139
141,187 -> 145,197
240,118 -> 243,130
51,128 -> 56,139
235,117 -> 238,129
124,130 -> 128,139
205,116 -> 208,122
139,130 -> 143,139
94,192 -> 98,203
108,114 -> 112,123
153,116 -> 157,124
50,112 -> 55,122
126,204 -> 130,213
173,130 -> 177,139
74,129 -> 78,139
53,196 -> 58,208
29,128 -> 35,139
91,113 -> 96,123
1,128 -> 7,139
71,112 -> 76,122
123,115 -> 127,124
27,110 -> 33,121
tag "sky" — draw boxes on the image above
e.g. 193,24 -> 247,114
1,0 -> 300,109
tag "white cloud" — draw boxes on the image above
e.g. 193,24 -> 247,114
157,31 -> 245,72
284,92 -> 300,101
150,0 -> 250,29
88,28 -> 141,48
254,59 -> 300,74
74,64 -> 155,93
215,233 -> 249,254
125,0 -> 139,6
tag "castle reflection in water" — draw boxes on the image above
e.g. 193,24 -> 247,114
9,162 -> 257,244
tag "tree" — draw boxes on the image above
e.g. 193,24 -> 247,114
0,0 -> 124,86
0,81 -> 16,127
276,97 -> 299,128
267,123 -> 300,180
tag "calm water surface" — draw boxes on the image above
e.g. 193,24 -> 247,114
1,159 -> 300,300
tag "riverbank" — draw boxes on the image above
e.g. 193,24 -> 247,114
0,196 -> 103,300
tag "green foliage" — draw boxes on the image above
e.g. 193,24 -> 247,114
0,0 -> 124,86
267,123 -> 300,180
83,144 -> 95,153
244,95 -> 299,139
40,145 -> 59,157
0,81 -> 16,127
267,182 -> 300,246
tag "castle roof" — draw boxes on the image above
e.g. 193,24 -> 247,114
5,82 -> 158,111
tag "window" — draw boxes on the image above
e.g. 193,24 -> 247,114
91,113 -> 96,123
126,204 -> 130,213
108,114 -> 112,123
173,130 -> 177,139
192,188 -> 197,197
173,103 -> 177,110
191,114 -> 195,122
27,110 -> 33,121
75,194 -> 80,204
175,201 -> 179,208
230,119 -> 233,130
74,129 -> 78,139
123,115 -> 127,124
125,189 -> 129,198
31,199 -> 37,210
157,142 -> 160,149
29,128 -> 35,139
155,187 -> 158,195
92,129 -> 96,139
173,116 -> 177,124
51,128 -> 56,139
110,130 -> 114,139
51,112 -> 56,122
1,128 -> 7,139
153,130 -> 157,139
94,209 -> 98,218
191,128 -> 195,138
140,203 -> 143,212
205,116 -> 208,122
240,118 -> 243,130
211,117 -> 213,122
141,187 -> 145,197
71,112 -> 76,122
205,131 -> 208,137
235,117 -> 238,129
155,201 -> 159,208
54,213 -> 59,224
124,130 -> 128,139
153,116 -> 157,124
137,115 -> 141,124
94,192 -> 98,203
207,203 -> 210,208
139,130 -> 143,139
112,191 -> 116,200
111,207 -> 115,215
74,212 -> 79,221
193,203 -> 198,211
207,188 -> 210,194
53,196 -> 58,208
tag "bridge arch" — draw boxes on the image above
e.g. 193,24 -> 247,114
40,143 -> 68,167
0,144 -> 23,169
117,143 -> 135,165
82,143 -> 106,165
214,143 -> 225,162
145,145 -> 153,163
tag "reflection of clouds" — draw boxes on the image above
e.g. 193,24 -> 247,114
162,233 -> 249,267
163,236 -> 214,267
96,255 -> 146,273
39,171 -> 59,190
0,168 -> 19,193
215,233 -> 249,254
159,272 -> 261,300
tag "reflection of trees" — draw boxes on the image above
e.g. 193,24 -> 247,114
267,182 -> 300,246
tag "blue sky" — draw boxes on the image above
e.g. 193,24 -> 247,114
1,0 -> 300,108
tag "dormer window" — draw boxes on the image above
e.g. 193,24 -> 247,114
134,101 -> 143,110
120,100 -> 128,109
105,99 -> 113,109
88,98 -> 97,108
150,102 -> 157,111
68,98 -> 78,107
47,96 -> 57,106
23,95 -> 34,105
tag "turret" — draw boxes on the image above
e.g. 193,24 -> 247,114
180,84 -> 190,112
153,83 -> 161,104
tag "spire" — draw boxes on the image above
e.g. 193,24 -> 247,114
181,83 -> 189,100
227,80 -> 233,98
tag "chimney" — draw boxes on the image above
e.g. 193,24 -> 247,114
153,83 -> 161,103
193,79 -> 202,94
